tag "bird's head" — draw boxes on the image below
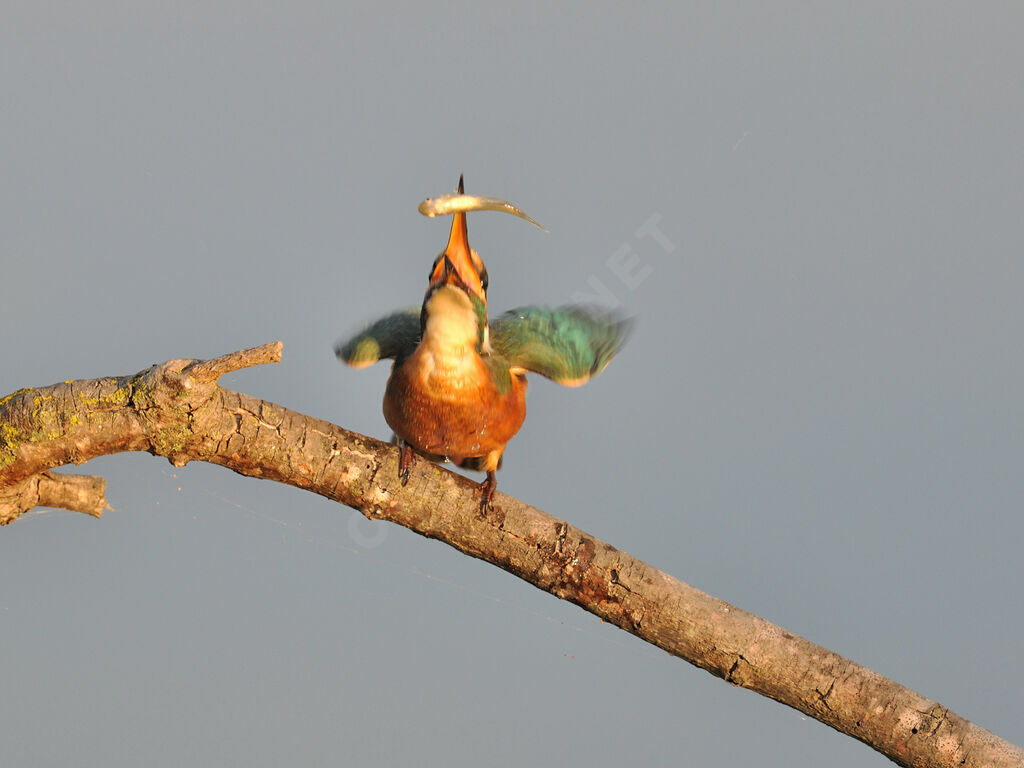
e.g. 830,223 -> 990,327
421,177 -> 490,352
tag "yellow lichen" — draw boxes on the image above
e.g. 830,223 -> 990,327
0,389 -> 29,408
151,421 -> 191,456
75,384 -> 132,411
30,394 -> 58,429
0,421 -> 25,468
101,387 -> 130,406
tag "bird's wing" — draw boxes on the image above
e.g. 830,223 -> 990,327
335,308 -> 420,368
489,306 -> 631,386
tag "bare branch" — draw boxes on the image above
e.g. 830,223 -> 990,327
0,470 -> 109,525
186,341 -> 284,383
1,345 -> 1021,768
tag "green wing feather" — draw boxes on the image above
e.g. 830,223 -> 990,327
335,308 -> 420,368
489,306 -> 630,386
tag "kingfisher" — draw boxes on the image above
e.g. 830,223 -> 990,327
336,177 -> 629,510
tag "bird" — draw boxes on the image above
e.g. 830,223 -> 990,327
336,177 -> 629,511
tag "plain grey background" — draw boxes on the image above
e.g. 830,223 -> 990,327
2,3 -> 1021,766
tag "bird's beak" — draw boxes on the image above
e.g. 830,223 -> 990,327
430,209 -> 486,300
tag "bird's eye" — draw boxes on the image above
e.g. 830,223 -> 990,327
479,266 -> 489,292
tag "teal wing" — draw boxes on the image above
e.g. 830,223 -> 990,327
489,306 -> 631,386
335,308 -> 420,368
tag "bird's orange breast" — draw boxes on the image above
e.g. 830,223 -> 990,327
383,344 -> 526,466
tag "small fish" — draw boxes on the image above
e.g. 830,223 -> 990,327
418,190 -> 547,232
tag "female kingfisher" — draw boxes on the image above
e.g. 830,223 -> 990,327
336,178 -> 629,510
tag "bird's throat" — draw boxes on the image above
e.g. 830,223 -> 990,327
422,286 -> 486,354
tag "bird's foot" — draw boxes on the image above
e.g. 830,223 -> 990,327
398,441 -> 415,486
476,471 -> 497,517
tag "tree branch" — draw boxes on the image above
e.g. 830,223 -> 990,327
1,344 -> 1020,768
0,470 -> 109,522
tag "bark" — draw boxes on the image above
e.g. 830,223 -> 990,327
1,343 -> 1020,768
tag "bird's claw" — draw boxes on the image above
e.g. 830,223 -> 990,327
398,441 -> 414,486
477,472 -> 497,517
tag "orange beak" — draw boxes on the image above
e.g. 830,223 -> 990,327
429,181 -> 488,301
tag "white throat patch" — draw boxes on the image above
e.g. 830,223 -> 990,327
423,286 -> 480,351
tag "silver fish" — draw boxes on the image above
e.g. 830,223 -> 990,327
418,191 -> 547,232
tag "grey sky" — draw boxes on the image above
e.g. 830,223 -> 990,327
2,3 -> 1022,766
